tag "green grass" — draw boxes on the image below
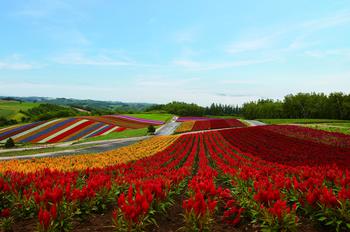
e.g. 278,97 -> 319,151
0,100 -> 40,121
304,124 -> 350,135
77,128 -> 149,143
257,118 -> 350,125
0,144 -> 92,157
207,115 -> 243,119
123,113 -> 173,122
323,122 -> 350,127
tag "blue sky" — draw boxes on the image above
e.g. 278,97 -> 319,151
0,0 -> 350,106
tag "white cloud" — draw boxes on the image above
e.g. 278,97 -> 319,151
15,0 -> 79,19
302,10 -> 350,30
226,36 -> 272,54
173,57 -> 275,71
304,48 -> 350,58
0,54 -> 37,70
135,75 -> 199,87
220,79 -> 259,85
223,10 -> 350,58
173,28 -> 198,43
172,60 -> 201,69
53,51 -> 134,66
0,62 -> 33,70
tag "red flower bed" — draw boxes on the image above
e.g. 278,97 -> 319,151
1,126 -> 349,231
191,118 -> 246,131
219,126 -> 350,168
264,124 -> 350,148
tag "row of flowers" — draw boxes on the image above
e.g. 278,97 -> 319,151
179,129 -> 350,231
0,135 -> 178,173
175,121 -> 195,134
0,134 -> 195,231
264,124 -> 350,148
1,126 -> 349,231
175,118 -> 246,134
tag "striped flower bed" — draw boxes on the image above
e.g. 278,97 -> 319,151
176,116 -> 213,122
0,114 -> 163,144
175,118 -> 247,133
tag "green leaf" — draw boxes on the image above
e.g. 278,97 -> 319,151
325,220 -> 335,226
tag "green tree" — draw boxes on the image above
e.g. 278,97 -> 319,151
4,138 -> 15,148
147,125 -> 156,134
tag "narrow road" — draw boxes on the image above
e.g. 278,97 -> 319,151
244,120 -> 266,126
154,116 -> 180,135
0,136 -> 149,161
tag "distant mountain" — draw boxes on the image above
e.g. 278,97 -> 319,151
0,96 -> 155,112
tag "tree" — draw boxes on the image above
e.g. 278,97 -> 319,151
4,138 -> 15,148
147,125 -> 156,134
241,92 -> 350,120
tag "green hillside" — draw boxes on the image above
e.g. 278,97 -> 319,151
0,100 -> 40,121
124,113 -> 173,122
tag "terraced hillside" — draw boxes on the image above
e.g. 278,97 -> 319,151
0,115 -> 164,143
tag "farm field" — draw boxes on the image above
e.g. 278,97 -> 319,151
175,117 -> 246,133
1,125 -> 349,231
0,115 -> 164,144
304,123 -> 350,135
258,118 -> 350,125
124,113 -> 173,122
0,100 -> 39,121
77,128 -> 149,143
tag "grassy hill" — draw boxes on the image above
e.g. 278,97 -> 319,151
257,118 -> 350,124
0,100 -> 40,121
124,113 -> 173,122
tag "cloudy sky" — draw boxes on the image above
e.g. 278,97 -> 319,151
0,0 -> 350,106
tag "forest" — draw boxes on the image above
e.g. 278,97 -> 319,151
241,92 -> 350,120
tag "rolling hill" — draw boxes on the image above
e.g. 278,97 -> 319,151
0,115 -> 164,144
0,100 -> 40,121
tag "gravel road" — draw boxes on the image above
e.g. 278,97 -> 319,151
244,120 -> 266,126
155,116 -> 180,135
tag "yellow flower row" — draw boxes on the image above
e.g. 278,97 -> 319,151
0,135 -> 179,173
175,121 -> 195,133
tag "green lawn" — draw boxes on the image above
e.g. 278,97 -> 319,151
77,128 -> 149,143
0,144 -> 92,157
0,100 -> 40,121
324,122 -> 350,127
258,118 -> 350,125
304,123 -> 350,135
124,113 -> 173,122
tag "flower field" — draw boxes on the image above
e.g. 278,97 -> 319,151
0,115 -> 164,144
0,125 -> 350,231
176,117 -> 213,122
174,121 -> 195,133
175,118 -> 246,133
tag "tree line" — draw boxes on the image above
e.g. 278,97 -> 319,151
146,101 -> 241,116
20,104 -> 88,122
242,92 -> 350,120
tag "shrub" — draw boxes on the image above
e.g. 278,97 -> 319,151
4,138 -> 15,148
147,125 -> 156,134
